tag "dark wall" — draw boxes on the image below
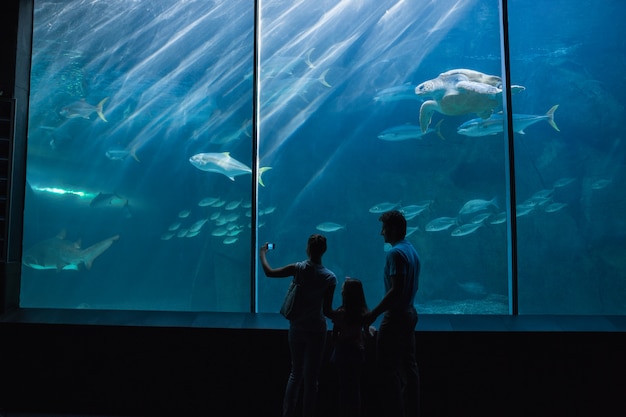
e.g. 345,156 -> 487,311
0,0 -> 19,97
1,323 -> 625,417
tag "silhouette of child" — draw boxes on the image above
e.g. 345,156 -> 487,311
331,278 -> 374,417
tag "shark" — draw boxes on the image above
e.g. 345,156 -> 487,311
89,192 -> 126,208
22,231 -> 120,271
189,152 -> 272,186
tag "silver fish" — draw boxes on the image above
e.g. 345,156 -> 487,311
456,105 -> 559,137
516,202 -> 535,217
377,120 -> 443,142
369,201 -> 401,213
406,226 -> 419,237
400,202 -> 432,220
490,212 -> 507,224
105,146 -> 140,162
373,84 -> 421,103
168,222 -> 181,231
225,200 -> 242,210
458,198 -> 498,216
470,212 -> 492,224
189,152 -> 272,186
189,219 -> 209,233
60,97 -> 108,122
425,217 -> 458,232
553,177 -> 576,188
451,223 -> 483,237
198,197 -> 220,207
544,202 -> 568,213
591,179 -> 612,190
316,222 -> 345,232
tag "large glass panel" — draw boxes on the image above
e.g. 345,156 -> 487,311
509,0 -> 626,314
21,0 -> 254,312
257,0 -> 509,314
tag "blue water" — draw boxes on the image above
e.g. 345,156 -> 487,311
20,0 -> 626,315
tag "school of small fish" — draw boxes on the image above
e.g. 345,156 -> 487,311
160,196 -> 276,246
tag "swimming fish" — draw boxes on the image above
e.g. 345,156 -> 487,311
373,84 -> 421,103
458,198 -> 498,216
89,192 -> 124,208
189,218 -> 209,233
425,217 -> 458,232
544,202 -> 568,213
369,201 -> 401,213
451,223 -> 483,237
553,177 -> 576,188
22,230 -> 119,271
591,179 -> 612,190
198,197 -> 220,207
377,120 -> 444,142
315,222 -> 345,232
189,152 -> 272,186
490,212 -> 507,224
105,146 -> 140,162
60,97 -> 109,122
456,105 -> 559,137
225,200 -> 242,210
400,201 -> 433,220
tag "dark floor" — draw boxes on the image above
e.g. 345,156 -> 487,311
2,312 -> 626,417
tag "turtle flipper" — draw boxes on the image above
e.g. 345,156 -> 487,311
419,101 -> 437,133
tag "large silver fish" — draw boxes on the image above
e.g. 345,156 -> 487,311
373,84 -> 421,103
425,216 -> 458,232
458,197 -> 498,216
377,120 -> 444,142
369,201 -> 401,214
22,231 -> 119,271
189,152 -> 272,186
456,105 -> 559,137
315,222 -> 345,232
60,97 -> 109,122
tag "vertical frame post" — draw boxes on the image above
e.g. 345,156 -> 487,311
499,0 -> 518,315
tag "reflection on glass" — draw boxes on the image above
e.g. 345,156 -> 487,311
21,0 -> 254,311
257,0 -> 509,314
508,0 -> 626,314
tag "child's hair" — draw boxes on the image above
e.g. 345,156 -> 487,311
341,278 -> 369,326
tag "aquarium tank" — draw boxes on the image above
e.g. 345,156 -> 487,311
19,0 -> 626,316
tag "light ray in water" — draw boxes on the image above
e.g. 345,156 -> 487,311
260,0 -> 470,163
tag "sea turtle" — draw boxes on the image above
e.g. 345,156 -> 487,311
415,69 -> 525,132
